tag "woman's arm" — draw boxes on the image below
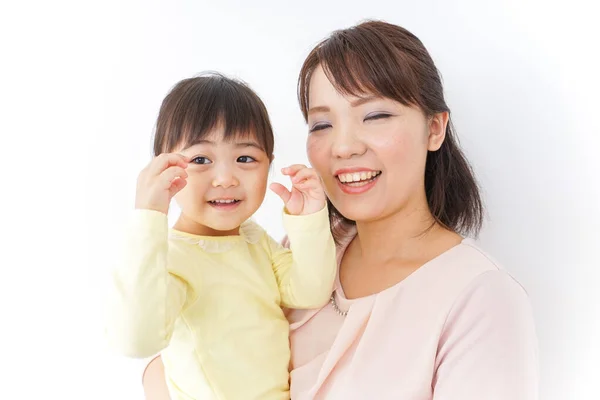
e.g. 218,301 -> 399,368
433,270 -> 539,399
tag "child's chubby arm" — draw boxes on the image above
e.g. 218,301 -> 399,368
268,165 -> 337,309
105,153 -> 190,358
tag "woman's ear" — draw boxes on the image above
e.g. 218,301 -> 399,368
427,111 -> 449,151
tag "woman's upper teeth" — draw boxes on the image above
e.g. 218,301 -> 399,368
213,199 -> 237,203
338,171 -> 380,183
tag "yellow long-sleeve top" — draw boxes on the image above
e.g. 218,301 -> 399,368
105,205 -> 336,400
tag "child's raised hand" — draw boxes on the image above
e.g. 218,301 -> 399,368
135,153 -> 189,214
269,165 -> 326,216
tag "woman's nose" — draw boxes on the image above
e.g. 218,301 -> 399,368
331,126 -> 367,159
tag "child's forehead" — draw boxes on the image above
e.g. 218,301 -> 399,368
178,129 -> 263,152
196,127 -> 255,142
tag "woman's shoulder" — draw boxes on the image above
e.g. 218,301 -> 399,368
424,238 -> 531,312
434,238 -> 517,283
392,238 -> 530,317
453,238 -> 530,300
436,242 -> 537,360
444,238 -> 503,271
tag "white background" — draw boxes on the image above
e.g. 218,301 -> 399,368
1,0 -> 598,399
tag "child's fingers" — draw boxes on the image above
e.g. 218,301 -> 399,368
159,166 -> 188,188
269,183 -> 292,204
174,153 -> 190,167
291,167 -> 318,184
292,181 -> 322,195
149,153 -> 189,176
293,179 -> 317,189
149,153 -> 188,176
281,164 -> 308,177
169,177 -> 187,197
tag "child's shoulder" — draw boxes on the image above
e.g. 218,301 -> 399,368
240,219 -> 268,244
240,219 -> 285,251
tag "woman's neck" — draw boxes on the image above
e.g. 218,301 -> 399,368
352,204 -> 459,267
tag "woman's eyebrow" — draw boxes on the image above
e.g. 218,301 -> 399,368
307,105 -> 330,115
350,95 -> 381,107
308,96 -> 381,115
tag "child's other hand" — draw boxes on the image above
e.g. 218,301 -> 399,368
135,153 -> 189,214
269,165 -> 326,216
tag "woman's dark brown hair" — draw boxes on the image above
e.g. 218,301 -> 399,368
153,72 -> 274,160
298,20 -> 484,242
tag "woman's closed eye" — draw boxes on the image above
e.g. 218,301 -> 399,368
237,155 -> 256,163
190,156 -> 212,165
310,122 -> 332,133
364,113 -> 392,122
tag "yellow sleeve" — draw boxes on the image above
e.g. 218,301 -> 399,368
266,204 -> 337,309
105,209 -> 188,358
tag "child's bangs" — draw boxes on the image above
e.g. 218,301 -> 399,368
178,96 -> 270,154
156,74 -> 273,158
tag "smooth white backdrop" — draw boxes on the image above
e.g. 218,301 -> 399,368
1,0 -> 598,399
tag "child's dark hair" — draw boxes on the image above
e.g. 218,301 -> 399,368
153,72 -> 274,159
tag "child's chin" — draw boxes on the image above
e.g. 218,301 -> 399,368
206,218 -> 245,233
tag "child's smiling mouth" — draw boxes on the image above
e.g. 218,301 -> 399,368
208,198 -> 242,210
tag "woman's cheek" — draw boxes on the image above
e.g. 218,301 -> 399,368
306,136 -> 328,174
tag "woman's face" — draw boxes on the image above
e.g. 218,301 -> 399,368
306,65 -> 447,223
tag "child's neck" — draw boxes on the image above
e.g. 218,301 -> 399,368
173,214 -> 240,237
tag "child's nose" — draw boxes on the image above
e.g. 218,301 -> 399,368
211,167 -> 239,188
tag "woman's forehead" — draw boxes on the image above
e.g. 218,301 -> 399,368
309,66 -> 380,104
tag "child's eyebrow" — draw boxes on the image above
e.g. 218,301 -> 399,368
189,139 -> 263,150
234,141 -> 262,150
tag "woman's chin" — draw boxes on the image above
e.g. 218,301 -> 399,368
333,203 -> 386,224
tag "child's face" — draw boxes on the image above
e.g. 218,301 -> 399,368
174,127 -> 270,235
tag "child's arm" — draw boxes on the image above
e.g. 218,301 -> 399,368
268,165 -> 337,309
266,206 -> 337,308
105,153 -> 190,358
105,210 -> 188,358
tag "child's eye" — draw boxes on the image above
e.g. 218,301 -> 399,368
191,156 -> 212,165
309,123 -> 332,133
364,113 -> 391,122
237,156 -> 256,163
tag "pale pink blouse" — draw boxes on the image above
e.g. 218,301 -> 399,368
286,231 -> 539,399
